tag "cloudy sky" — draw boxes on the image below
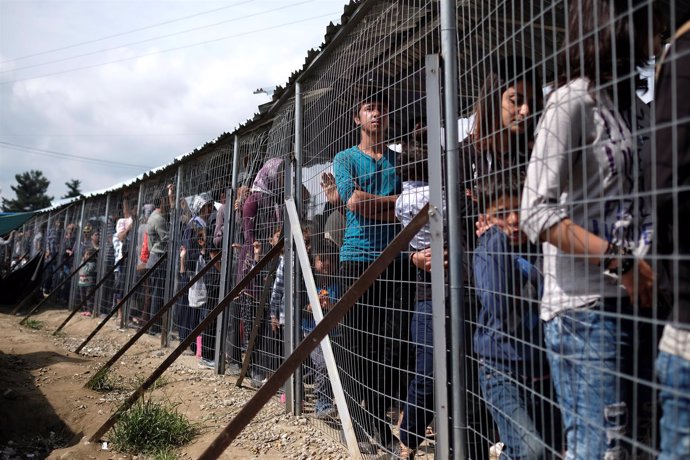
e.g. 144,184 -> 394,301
0,0 -> 349,205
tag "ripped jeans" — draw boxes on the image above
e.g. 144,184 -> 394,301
656,350 -> 690,460
544,301 -> 632,460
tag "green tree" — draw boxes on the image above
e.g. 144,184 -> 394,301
62,179 -> 83,199
1,170 -> 53,212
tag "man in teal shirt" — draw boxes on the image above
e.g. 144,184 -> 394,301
332,89 -> 412,455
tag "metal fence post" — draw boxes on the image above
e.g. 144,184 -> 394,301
283,137 -> 296,414
440,0 -> 465,457
426,53 -> 451,460
217,135 -> 242,373
292,81 -> 304,415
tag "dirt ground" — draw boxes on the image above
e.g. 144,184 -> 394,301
0,306 -> 351,460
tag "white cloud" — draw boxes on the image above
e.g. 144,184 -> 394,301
0,0 -> 348,205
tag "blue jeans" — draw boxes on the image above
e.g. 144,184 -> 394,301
401,300 -> 434,449
544,304 -> 632,460
656,350 -> 690,460
479,361 -> 556,459
310,345 -> 334,413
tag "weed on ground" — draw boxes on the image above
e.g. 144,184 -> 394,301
110,398 -> 196,455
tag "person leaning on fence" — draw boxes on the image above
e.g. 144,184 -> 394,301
57,223 -> 78,303
235,158 -> 285,353
146,184 -> 173,334
519,1 -> 656,458
177,193 -> 215,364
430,55 -> 545,459
650,6 -> 690,459
461,56 -> 543,250
131,204 -> 154,326
112,197 -> 134,318
268,229 -> 286,377
332,86 -> 414,455
90,230 -> 100,252
179,222 -> 217,368
77,248 -> 97,317
31,226 -> 43,259
249,225 -> 288,387
472,168 -> 564,460
236,157 -> 284,298
42,219 -> 62,296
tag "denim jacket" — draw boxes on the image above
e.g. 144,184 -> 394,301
472,226 -> 545,371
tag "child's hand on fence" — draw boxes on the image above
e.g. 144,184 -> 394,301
475,214 -> 495,237
270,315 -> 279,333
318,289 -> 333,311
411,248 -> 447,272
179,245 -> 186,260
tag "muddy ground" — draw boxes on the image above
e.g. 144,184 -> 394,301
0,306 -> 352,460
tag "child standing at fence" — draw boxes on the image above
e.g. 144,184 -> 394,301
268,228 -> 286,379
78,248 -> 97,316
179,224 -> 216,367
473,169 -> 562,459
305,238 -> 340,419
519,1 -> 655,457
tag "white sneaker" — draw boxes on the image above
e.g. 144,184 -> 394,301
489,442 -> 504,460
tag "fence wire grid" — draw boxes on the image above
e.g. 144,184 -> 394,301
4,0 -> 690,459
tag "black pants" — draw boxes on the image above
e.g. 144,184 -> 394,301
334,259 -> 414,446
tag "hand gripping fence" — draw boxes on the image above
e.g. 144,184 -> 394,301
53,254 -> 127,335
20,249 -> 100,325
74,252 -> 168,354
196,203 -> 430,460
89,238 -> 284,442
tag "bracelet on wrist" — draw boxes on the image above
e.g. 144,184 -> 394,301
602,243 -> 634,275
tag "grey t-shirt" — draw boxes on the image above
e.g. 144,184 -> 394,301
146,209 -> 168,269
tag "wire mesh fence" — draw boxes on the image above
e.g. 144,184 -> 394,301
5,0 -> 690,458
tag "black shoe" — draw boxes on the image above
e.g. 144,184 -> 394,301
357,441 -> 378,455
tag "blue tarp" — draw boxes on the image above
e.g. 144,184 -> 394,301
0,212 -> 36,236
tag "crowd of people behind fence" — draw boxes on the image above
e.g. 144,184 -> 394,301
2,0 -> 689,459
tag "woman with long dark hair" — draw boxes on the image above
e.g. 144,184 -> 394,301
464,57 -> 561,460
